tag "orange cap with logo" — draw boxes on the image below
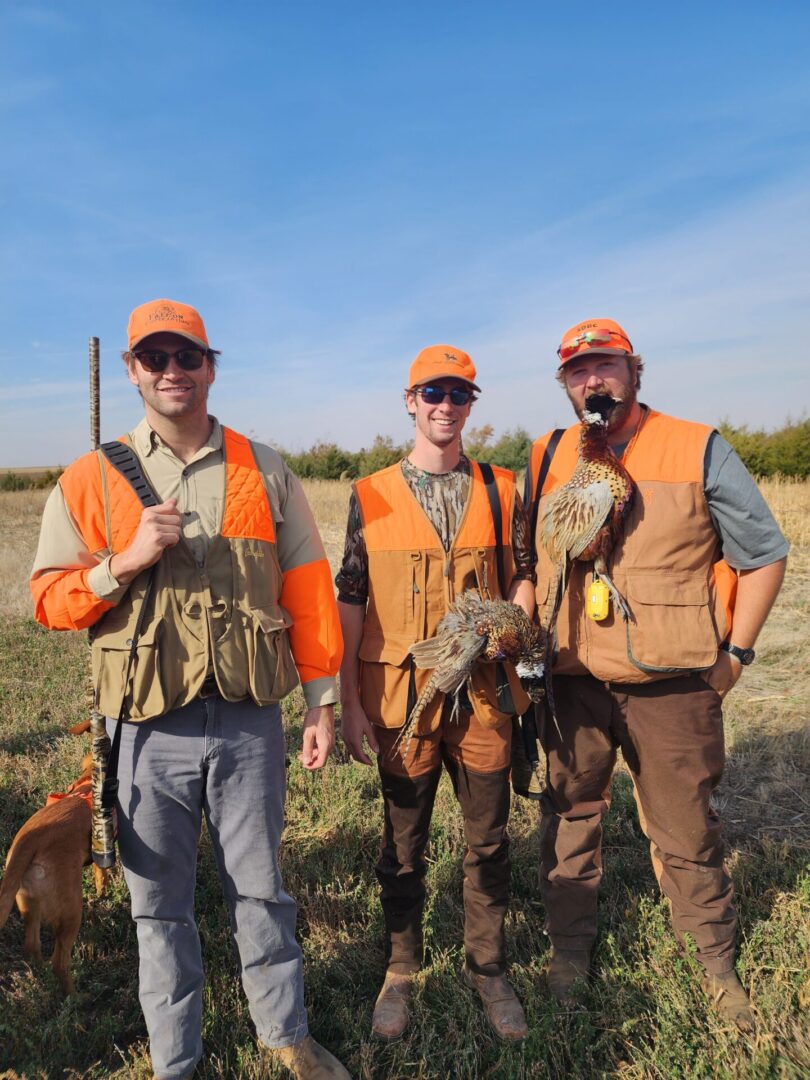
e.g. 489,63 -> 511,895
557,318 -> 633,366
127,299 -> 209,351
408,345 -> 480,390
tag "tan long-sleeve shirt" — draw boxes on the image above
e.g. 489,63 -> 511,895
31,416 -> 339,707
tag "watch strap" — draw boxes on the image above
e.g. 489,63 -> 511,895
721,641 -> 755,665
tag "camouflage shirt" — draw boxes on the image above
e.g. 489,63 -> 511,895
335,455 -> 534,604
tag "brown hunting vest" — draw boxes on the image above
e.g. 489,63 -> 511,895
59,427 -> 299,721
355,461 -> 531,731
527,410 -> 737,684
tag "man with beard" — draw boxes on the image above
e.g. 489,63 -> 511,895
526,318 -> 788,1030
30,299 -> 349,1080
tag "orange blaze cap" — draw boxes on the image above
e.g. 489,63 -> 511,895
408,344 -> 480,390
127,298 -> 209,351
557,318 -> 633,366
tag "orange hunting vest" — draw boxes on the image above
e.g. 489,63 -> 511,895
527,410 -> 737,684
57,427 -> 299,720
355,461 -> 531,731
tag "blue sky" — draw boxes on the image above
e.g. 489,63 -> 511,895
1,1 -> 809,466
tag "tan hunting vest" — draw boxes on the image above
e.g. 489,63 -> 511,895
527,410 -> 737,684
58,427 -> 299,721
354,460 -> 531,732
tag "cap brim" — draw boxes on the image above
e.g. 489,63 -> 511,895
559,347 -> 630,366
130,329 -> 209,351
411,374 -> 481,391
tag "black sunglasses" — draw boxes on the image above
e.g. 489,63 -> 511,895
133,348 -> 208,373
413,385 -> 475,406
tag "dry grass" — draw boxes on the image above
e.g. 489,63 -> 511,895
0,490 -> 50,620
302,478 -> 352,570
1,481 -> 808,1079
758,476 -> 810,548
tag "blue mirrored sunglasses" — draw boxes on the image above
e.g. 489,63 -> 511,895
414,385 -> 475,406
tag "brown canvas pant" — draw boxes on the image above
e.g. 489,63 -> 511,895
540,673 -> 737,975
374,711 -> 512,977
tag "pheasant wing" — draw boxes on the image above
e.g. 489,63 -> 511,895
397,623 -> 487,757
409,626 -> 486,691
540,479 -> 614,561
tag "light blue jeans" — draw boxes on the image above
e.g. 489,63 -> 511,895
109,697 -> 307,1080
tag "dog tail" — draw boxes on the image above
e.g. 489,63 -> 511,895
0,833 -> 37,929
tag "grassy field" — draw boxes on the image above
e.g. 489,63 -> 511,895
0,479 -> 808,1080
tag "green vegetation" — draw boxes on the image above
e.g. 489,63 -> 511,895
1,611 -> 808,1078
280,435 -> 407,481
277,418 -> 810,482
4,419 -> 809,487
279,427 -> 534,481
720,417 -> 810,478
0,469 -> 63,492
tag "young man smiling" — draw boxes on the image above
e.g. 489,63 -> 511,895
526,318 -> 789,1029
337,345 -> 535,1042
30,299 -> 349,1080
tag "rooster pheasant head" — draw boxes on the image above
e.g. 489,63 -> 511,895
582,392 -> 619,426
478,600 -> 546,702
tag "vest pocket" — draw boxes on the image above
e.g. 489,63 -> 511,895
625,571 -> 720,673
468,663 -> 528,729
95,619 -> 169,722
246,607 -> 299,703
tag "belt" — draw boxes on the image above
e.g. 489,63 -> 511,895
198,674 -> 219,699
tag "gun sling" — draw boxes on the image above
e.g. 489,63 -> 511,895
98,441 -> 160,803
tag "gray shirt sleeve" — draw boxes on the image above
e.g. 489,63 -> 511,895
704,433 -> 790,570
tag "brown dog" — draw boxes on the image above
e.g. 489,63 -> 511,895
0,750 -> 110,995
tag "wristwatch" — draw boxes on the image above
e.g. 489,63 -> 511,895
721,641 -> 756,666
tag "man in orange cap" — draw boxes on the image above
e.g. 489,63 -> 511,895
525,318 -> 789,1030
336,345 -> 535,1042
30,300 -> 349,1080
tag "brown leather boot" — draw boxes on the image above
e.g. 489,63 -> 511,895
546,946 -> 590,1006
268,1035 -> 352,1079
371,971 -> 413,1040
463,964 -> 529,1041
700,969 -> 755,1033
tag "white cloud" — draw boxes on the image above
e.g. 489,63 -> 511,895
1,171 -> 808,466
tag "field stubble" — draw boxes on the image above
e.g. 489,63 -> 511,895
0,478 -> 808,1079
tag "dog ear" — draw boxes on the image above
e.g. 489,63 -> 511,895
69,720 -> 91,736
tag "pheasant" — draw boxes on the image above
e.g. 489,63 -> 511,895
539,392 -> 635,635
393,591 -> 547,758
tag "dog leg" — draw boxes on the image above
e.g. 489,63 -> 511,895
51,906 -> 82,996
17,893 -> 43,965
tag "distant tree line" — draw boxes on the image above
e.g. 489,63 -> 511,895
280,417 -> 810,481
279,426 -> 534,480
2,418 -> 808,490
1,468 -> 63,492
718,417 -> 810,478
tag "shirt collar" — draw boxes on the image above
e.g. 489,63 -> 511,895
130,416 -> 223,461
